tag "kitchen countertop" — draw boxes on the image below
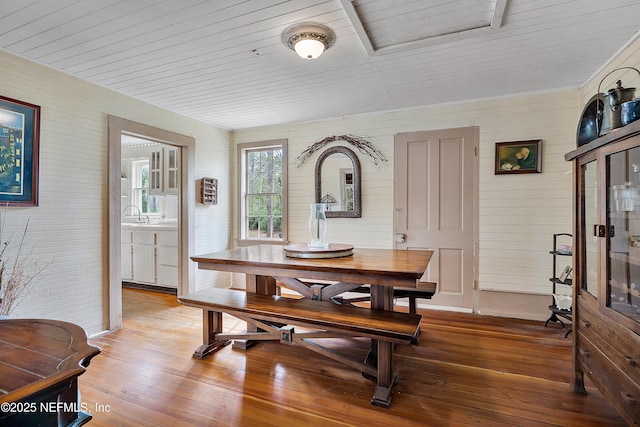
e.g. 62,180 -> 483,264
121,222 -> 178,231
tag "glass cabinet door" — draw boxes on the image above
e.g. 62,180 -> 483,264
607,147 -> 640,323
583,160 -> 599,297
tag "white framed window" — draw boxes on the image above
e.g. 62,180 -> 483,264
131,159 -> 161,215
237,139 -> 287,245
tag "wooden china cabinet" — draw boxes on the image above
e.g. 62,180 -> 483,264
565,118 -> 640,426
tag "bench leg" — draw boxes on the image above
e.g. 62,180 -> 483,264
409,296 -> 417,314
409,295 -> 420,344
231,339 -> 258,350
193,310 -> 230,359
371,340 -> 398,408
238,274 -> 279,350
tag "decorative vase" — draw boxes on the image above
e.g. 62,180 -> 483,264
308,203 -> 328,248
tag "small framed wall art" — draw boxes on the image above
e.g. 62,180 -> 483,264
495,139 -> 542,175
0,96 -> 40,206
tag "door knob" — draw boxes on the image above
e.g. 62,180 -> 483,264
395,233 -> 406,243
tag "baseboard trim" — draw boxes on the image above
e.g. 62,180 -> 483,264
122,282 -> 177,295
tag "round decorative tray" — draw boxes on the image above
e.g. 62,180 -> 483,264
283,243 -> 354,259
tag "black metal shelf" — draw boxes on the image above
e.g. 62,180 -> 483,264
545,233 -> 573,338
550,277 -> 572,286
550,250 -> 572,256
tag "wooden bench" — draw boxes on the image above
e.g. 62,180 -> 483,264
314,281 -> 436,344
179,287 -> 422,408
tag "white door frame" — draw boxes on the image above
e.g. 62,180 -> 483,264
108,116 -> 196,330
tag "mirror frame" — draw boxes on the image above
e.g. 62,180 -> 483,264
315,146 -> 361,218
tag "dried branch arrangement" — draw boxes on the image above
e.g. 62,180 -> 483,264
0,213 -> 46,316
294,134 -> 388,168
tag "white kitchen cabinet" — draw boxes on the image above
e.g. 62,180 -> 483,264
164,147 -> 179,194
149,147 -> 179,196
121,230 -> 133,281
149,149 -> 163,195
156,230 -> 178,288
132,230 -> 156,284
121,227 -> 178,289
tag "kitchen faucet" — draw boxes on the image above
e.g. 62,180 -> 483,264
123,204 -> 147,223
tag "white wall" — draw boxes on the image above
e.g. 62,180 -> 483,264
233,89 -> 579,320
581,36 -> 640,106
0,51 -> 232,334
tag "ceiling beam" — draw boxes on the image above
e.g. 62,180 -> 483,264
339,0 -> 375,56
491,0 -> 508,29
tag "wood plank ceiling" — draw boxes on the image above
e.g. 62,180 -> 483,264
0,0 -> 639,130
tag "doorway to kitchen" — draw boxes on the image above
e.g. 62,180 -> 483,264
108,116 -> 195,331
121,136 -> 180,295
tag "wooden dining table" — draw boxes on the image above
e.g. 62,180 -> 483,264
190,244 -> 434,407
191,244 -> 434,311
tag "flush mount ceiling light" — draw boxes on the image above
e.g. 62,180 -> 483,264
283,23 -> 335,60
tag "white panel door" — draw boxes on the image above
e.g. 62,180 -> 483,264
394,127 -> 478,310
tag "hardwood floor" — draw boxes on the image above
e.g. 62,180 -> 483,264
80,288 -> 626,426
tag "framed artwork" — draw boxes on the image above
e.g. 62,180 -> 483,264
495,139 -> 542,175
0,96 -> 40,206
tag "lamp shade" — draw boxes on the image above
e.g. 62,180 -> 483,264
294,38 -> 326,59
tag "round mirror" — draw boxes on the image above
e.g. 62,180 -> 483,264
315,146 -> 361,218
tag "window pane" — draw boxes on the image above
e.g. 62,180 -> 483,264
273,150 -> 282,171
260,151 -> 271,173
272,195 -> 282,216
273,217 -> 282,237
247,195 -> 259,216
248,152 -> 259,174
242,144 -> 285,241
273,172 -> 282,193
141,189 -> 149,212
148,195 -> 161,214
260,216 -> 269,238
247,173 -> 260,194
142,165 -> 149,188
247,217 -> 259,237
262,172 -> 273,193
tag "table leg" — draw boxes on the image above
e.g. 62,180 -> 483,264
193,310 -> 229,359
365,285 -> 394,365
370,285 -> 394,310
371,340 -> 398,408
257,275 -> 277,295
368,284 -> 399,407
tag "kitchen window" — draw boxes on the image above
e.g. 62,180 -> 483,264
237,139 -> 288,245
131,159 -> 160,215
